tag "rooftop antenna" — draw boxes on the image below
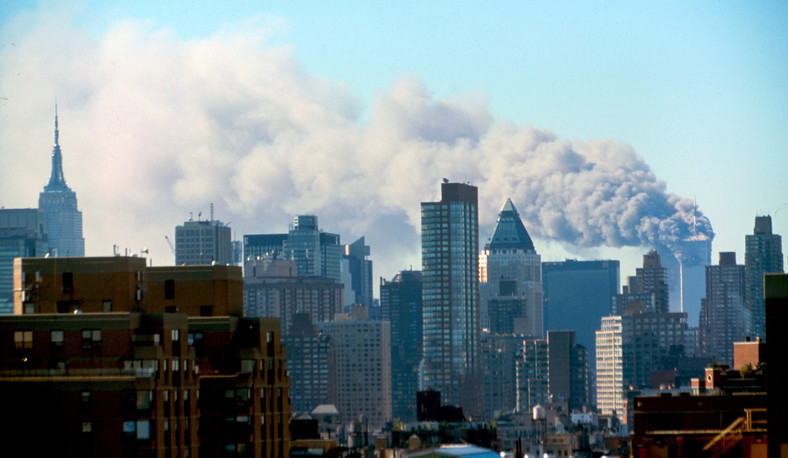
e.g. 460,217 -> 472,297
210,202 -> 214,221
692,195 -> 697,236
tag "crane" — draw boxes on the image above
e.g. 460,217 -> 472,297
164,235 -> 175,256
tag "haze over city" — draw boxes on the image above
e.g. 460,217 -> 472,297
1,1 -> 786,283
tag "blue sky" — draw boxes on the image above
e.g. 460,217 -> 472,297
1,1 -> 786,287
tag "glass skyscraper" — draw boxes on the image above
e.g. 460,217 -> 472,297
420,182 -> 479,409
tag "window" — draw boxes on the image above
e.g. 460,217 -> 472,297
164,279 -> 175,299
136,391 -> 151,410
171,329 -> 180,342
82,422 -> 92,433
136,420 -> 150,440
199,305 -> 213,316
103,300 -> 112,312
82,329 -> 101,349
14,330 -> 32,349
24,303 -> 34,314
123,421 -> 136,435
51,330 -> 64,347
62,272 -> 73,293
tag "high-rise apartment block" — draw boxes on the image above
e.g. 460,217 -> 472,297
0,209 -> 48,314
481,330 -> 588,421
479,198 -> 543,337
547,330 -> 589,413
480,333 -> 521,420
175,216 -> 232,265
243,258 -> 343,335
420,182 -> 480,410
745,215 -> 783,339
1,256 -> 290,458
595,316 -> 625,417
700,252 -> 746,365
38,107 -> 84,257
543,259 -> 620,366
380,270 -> 422,422
284,313 -> 332,416
515,338 -> 549,412
318,312 -> 392,431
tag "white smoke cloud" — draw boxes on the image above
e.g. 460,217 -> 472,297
0,10 -> 712,280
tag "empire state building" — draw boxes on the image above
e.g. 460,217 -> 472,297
38,106 -> 85,257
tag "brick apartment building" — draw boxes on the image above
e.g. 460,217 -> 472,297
0,256 -> 290,458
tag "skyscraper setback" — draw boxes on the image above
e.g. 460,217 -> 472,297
38,106 -> 84,257
420,182 -> 480,411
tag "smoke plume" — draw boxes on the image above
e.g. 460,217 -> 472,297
0,11 -> 713,277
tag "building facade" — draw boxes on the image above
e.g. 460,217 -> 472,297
700,252 -> 746,365
479,198 -> 543,337
174,218 -> 232,265
243,258 -> 343,335
283,314 -> 332,416
0,209 -> 48,314
745,215 -> 783,340
595,316 -> 625,417
380,270 -> 422,422
38,107 -> 84,257
342,237 -> 373,307
420,182 -> 480,410
547,330 -> 589,413
318,314 -> 392,431
2,256 -> 291,458
543,259 -> 620,367
515,338 -> 549,412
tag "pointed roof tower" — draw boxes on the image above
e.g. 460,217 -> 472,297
484,197 -> 535,251
44,103 -> 70,192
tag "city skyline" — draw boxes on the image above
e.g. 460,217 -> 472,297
1,2 -> 786,285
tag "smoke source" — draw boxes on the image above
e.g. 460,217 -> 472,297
0,12 -> 713,278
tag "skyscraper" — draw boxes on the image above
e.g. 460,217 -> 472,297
318,312 -> 392,431
0,209 -> 48,314
175,216 -> 232,265
283,215 -> 343,282
547,330 -> 589,413
420,181 -> 480,410
543,259 -> 619,367
342,237 -> 373,307
658,235 -> 712,327
745,215 -> 783,340
381,270 -> 422,421
700,252 -> 746,365
38,106 -> 84,257
479,198 -> 543,337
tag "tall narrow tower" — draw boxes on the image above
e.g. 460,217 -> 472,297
38,105 -> 85,257
420,181 -> 480,410
745,215 -> 783,339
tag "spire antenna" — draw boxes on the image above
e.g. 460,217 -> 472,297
54,100 -> 59,146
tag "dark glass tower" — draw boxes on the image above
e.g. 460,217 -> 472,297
745,215 -> 783,339
420,182 -> 479,410
38,106 -> 84,257
381,270 -> 422,421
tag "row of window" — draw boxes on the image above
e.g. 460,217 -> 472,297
13,329 -> 101,349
